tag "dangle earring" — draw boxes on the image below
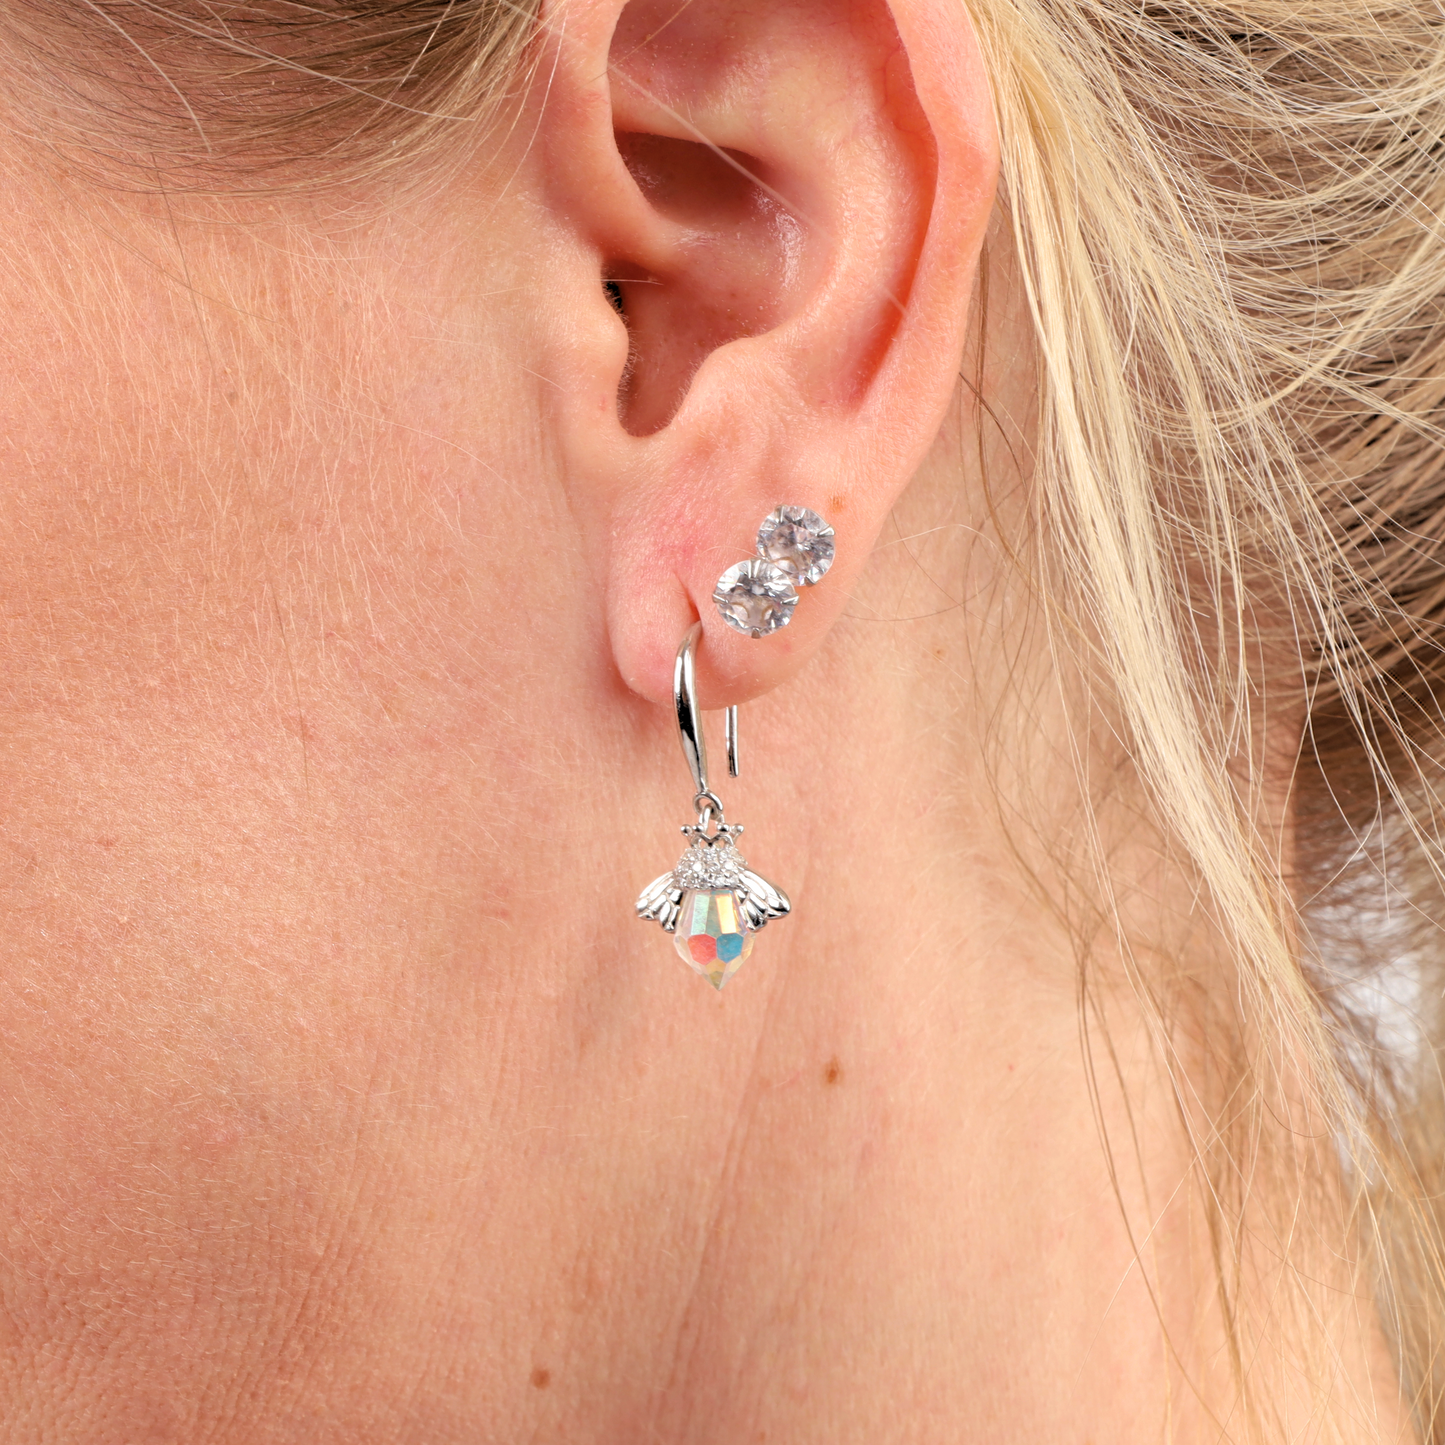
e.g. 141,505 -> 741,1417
635,623 -> 790,989
636,507 -> 834,989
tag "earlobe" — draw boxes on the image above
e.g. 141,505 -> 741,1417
536,0 -> 998,707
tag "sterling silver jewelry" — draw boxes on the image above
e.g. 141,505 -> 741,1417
636,623 -> 790,989
714,506 -> 835,638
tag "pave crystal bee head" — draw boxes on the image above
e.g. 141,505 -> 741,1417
636,821 -> 790,991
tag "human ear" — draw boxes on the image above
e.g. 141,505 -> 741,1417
536,0 -> 998,706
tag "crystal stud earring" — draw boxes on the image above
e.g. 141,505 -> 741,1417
713,506 -> 835,638
636,623 -> 791,989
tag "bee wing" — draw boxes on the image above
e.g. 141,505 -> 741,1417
636,872 -> 683,933
737,870 -> 791,931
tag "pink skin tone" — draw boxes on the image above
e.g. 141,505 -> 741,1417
0,0 -> 1411,1440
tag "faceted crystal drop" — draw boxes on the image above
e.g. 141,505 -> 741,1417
713,559 -> 797,638
673,889 -> 754,990
756,506 -> 835,586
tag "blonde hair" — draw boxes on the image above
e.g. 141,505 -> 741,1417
13,0 -> 1445,1437
0,1 -> 536,187
968,2 -> 1445,1437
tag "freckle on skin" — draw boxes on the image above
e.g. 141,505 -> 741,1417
531,1367 -> 550,1389
824,1057 -> 842,1086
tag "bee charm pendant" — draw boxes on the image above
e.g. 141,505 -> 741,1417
637,821 -> 790,990
637,622 -> 791,990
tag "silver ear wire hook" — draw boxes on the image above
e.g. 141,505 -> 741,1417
674,622 -> 709,797
674,623 -> 740,803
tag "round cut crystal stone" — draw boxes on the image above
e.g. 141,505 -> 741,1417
756,506 -> 835,586
674,888 -> 753,990
714,558 -> 797,637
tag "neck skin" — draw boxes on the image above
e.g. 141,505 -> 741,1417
0,140 -> 1408,1442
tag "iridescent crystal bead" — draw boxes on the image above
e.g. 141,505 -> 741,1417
714,559 -> 797,638
674,888 -> 753,990
756,506 -> 835,586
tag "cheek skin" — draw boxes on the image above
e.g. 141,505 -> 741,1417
0,164 -> 605,1430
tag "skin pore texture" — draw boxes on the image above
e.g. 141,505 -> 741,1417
0,0 -> 1415,1440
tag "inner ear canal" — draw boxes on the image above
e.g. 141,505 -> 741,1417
611,132 -> 796,436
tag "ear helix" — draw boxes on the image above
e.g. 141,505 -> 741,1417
713,506 -> 836,639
